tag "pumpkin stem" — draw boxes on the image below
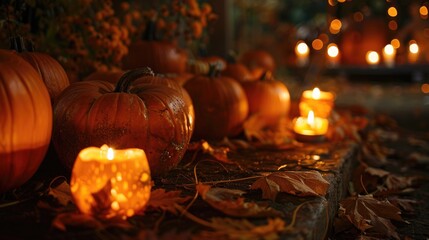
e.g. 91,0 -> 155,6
208,63 -> 221,78
143,20 -> 157,41
9,36 -> 27,52
260,71 -> 272,81
114,67 -> 155,93
226,50 -> 238,64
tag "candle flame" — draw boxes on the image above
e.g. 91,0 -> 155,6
366,51 -> 379,65
107,148 -> 114,160
296,42 -> 309,55
312,88 -> 321,99
327,44 -> 339,57
409,43 -> 419,54
383,44 -> 395,55
307,110 -> 315,128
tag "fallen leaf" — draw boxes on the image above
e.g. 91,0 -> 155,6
387,196 -> 418,213
339,194 -> 403,239
243,114 -> 295,146
196,184 -> 283,218
91,180 -> 114,217
52,212 -> 102,231
187,140 -> 232,164
47,177 -> 73,207
146,189 -> 191,214
251,171 -> 330,201
196,217 -> 285,240
408,152 -> 429,164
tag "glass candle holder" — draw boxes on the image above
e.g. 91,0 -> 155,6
299,87 -> 335,118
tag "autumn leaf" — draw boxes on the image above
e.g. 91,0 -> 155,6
339,195 -> 403,239
243,115 -> 295,147
196,184 -> 283,218
387,196 -> 418,213
146,188 -> 191,214
91,180 -> 114,217
47,177 -> 73,207
196,217 -> 286,240
251,171 -> 330,201
408,152 -> 429,164
187,140 -> 232,164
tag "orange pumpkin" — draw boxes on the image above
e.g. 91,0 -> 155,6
122,22 -> 188,74
183,68 -> 249,140
53,68 -> 194,176
0,50 -> 52,193
239,50 -> 276,72
11,37 -> 70,104
222,62 -> 254,82
240,72 -> 290,126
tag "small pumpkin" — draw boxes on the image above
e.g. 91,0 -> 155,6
11,37 -> 70,104
240,72 -> 291,126
122,21 -> 188,74
239,49 -> 276,73
183,67 -> 249,140
53,68 -> 194,176
0,50 -> 52,193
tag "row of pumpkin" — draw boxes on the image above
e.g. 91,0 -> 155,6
0,37 -> 291,193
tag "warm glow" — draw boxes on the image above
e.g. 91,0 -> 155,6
366,51 -> 380,65
71,145 -> 151,219
328,0 -> 336,6
296,42 -> 309,55
388,20 -> 398,30
391,39 -> 400,49
410,43 -> 419,54
312,39 -> 324,50
337,0 -> 346,3
107,148 -> 114,160
327,44 -> 339,57
383,44 -> 395,55
421,83 -> 429,94
420,6 -> 428,16
353,12 -> 364,22
319,33 -> 329,43
330,19 -> 342,31
307,110 -> 315,128
388,7 -> 398,17
312,88 -> 321,100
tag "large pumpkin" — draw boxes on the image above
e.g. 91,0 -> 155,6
11,37 -> 70,104
53,68 -> 194,176
240,72 -> 290,126
239,50 -> 276,73
183,69 -> 249,140
0,50 -> 52,193
83,70 -> 125,84
122,22 -> 188,74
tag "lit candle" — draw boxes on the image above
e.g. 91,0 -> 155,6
326,43 -> 340,67
71,145 -> 151,219
408,41 -> 419,64
382,44 -> 396,68
299,87 -> 335,118
366,51 -> 380,66
295,41 -> 310,67
293,110 -> 329,142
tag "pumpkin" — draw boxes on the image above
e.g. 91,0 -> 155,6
0,50 -> 52,193
340,17 -> 388,66
11,37 -> 70,104
240,72 -> 291,126
53,68 -> 194,176
183,67 -> 249,140
222,62 -> 254,82
239,50 -> 276,72
122,21 -> 188,74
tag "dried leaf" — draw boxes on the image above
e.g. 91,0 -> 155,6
408,152 -> 429,164
218,137 -> 252,150
47,177 -> 73,206
187,140 -> 232,164
251,171 -> 330,201
243,115 -> 295,146
146,189 -> 191,214
196,217 -> 285,240
91,180 -> 114,216
362,166 -> 418,193
339,195 -> 403,239
196,184 -> 283,218
52,212 -> 102,231
387,196 -> 418,213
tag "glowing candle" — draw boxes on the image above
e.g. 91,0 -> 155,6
293,110 -> 329,142
366,51 -> 380,66
382,44 -> 396,67
295,41 -> 310,67
71,145 -> 151,219
299,87 -> 335,118
408,41 -> 419,63
327,43 -> 340,67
